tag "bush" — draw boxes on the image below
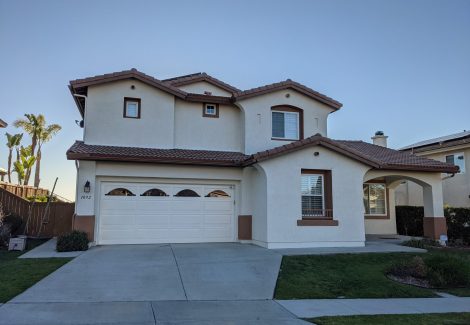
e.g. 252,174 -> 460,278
445,208 -> 470,246
396,206 -> 470,245
1,213 -> 25,236
56,231 -> 89,252
402,238 -> 440,249
396,206 -> 424,237
425,255 -> 470,288
387,256 -> 427,279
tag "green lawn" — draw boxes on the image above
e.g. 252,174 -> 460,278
0,239 -> 72,303
307,313 -> 470,325
275,249 -> 470,299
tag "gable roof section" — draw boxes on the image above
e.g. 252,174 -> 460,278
400,130 -> 470,153
67,135 -> 458,173
0,118 -> 7,128
244,135 -> 458,173
69,69 -> 343,115
163,72 -> 241,93
233,79 -> 343,110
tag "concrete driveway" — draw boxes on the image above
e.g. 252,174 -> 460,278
12,243 -> 282,303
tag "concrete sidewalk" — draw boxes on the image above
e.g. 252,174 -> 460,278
19,238 -> 85,259
277,297 -> 470,318
0,300 -> 308,325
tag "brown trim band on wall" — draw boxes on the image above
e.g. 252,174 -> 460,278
238,215 -> 252,240
123,97 -> 141,119
202,103 -> 219,118
271,105 -> 304,140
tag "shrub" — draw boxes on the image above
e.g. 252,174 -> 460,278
387,256 -> 427,279
1,213 -> 25,236
56,231 -> 89,252
445,208 -> 470,246
402,238 -> 440,249
425,255 -> 470,287
397,206 -> 470,245
396,206 -> 424,237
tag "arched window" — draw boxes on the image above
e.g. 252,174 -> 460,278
205,190 -> 230,198
140,188 -> 169,197
105,188 -> 135,196
174,189 -> 200,197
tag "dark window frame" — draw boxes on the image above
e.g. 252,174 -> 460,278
363,181 -> 389,219
300,169 -> 333,220
123,97 -> 141,119
202,103 -> 219,118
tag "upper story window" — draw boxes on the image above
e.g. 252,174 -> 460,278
271,106 -> 303,140
124,97 -> 141,118
203,103 -> 219,118
446,153 -> 465,173
363,183 -> 387,216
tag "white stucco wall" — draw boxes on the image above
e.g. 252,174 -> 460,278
257,146 -> 370,248
177,81 -> 233,97
174,99 -> 243,151
237,90 -> 335,154
75,160 -> 96,216
85,80 -> 175,148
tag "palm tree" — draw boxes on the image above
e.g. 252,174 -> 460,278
5,133 -> 23,183
14,114 -> 43,185
33,123 -> 61,187
13,145 -> 36,185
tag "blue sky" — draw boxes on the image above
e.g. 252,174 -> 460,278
0,0 -> 469,200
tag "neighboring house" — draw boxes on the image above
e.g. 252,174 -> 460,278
396,131 -> 470,208
0,118 -> 7,128
67,69 -> 457,248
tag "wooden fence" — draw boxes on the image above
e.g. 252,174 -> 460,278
0,182 -> 50,199
0,187 -> 74,237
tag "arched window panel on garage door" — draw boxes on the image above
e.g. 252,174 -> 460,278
105,188 -> 136,196
205,190 -> 231,198
174,189 -> 201,197
140,188 -> 169,197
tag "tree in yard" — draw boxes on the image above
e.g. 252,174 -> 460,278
5,133 -> 23,183
13,114 -> 61,187
13,114 -> 42,185
13,145 -> 36,185
33,122 -> 61,187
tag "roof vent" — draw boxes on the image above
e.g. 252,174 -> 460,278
372,131 -> 388,147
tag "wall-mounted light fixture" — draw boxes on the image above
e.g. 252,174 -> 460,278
84,181 -> 91,193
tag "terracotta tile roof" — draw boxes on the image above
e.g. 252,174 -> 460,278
67,135 -> 458,173
233,79 -> 343,110
69,69 -> 343,115
245,135 -> 459,173
66,141 -> 248,166
0,118 -> 7,128
163,72 -> 241,93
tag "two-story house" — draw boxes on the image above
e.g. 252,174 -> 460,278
396,131 -> 470,208
67,69 -> 457,248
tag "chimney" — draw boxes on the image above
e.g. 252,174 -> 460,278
372,131 -> 388,147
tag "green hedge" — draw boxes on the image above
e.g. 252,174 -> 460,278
396,206 -> 470,245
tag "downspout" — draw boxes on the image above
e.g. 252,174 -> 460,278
442,173 -> 455,181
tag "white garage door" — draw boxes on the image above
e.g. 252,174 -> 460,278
98,182 -> 234,245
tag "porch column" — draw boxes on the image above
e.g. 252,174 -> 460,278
422,182 -> 447,240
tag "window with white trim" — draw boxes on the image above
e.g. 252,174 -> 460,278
363,183 -> 387,215
446,153 -> 465,173
301,174 -> 324,217
124,97 -> 140,118
272,111 -> 299,139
